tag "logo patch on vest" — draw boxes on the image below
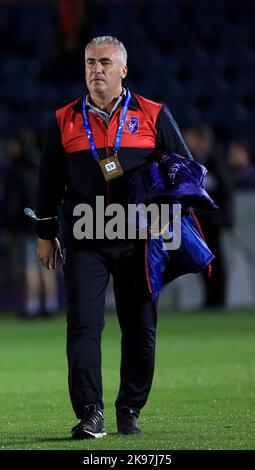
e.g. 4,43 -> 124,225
126,117 -> 139,134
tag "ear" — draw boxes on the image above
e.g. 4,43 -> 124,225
121,65 -> 128,79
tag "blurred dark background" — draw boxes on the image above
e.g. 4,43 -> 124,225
0,0 -> 255,314
0,0 -> 255,142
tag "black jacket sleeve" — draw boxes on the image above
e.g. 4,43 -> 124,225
36,114 -> 66,239
156,104 -> 193,160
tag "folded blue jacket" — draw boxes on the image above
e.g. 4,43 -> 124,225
144,211 -> 215,298
128,151 -> 219,212
127,152 -> 217,299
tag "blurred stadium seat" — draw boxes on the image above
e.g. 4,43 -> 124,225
0,0 -> 254,147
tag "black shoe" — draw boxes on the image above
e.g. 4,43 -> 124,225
71,404 -> 107,439
40,309 -> 60,318
116,406 -> 142,435
17,310 -> 40,319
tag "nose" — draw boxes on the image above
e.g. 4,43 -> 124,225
93,60 -> 103,73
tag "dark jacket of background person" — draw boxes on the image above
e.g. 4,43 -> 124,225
198,147 -> 234,232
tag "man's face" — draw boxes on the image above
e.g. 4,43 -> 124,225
183,130 -> 210,157
85,44 -> 127,96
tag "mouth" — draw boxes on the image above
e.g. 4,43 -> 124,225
91,78 -> 105,82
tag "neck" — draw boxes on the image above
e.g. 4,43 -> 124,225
89,87 -> 123,113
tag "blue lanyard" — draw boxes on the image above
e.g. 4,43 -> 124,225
82,89 -> 131,159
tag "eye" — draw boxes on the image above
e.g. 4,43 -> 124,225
87,59 -> 95,66
100,59 -> 112,65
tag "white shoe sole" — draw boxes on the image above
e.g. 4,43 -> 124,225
72,427 -> 107,439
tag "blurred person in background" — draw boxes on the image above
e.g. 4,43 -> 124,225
183,124 -> 234,309
227,140 -> 255,189
5,130 -> 59,318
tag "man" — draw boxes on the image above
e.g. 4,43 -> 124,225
36,36 -> 192,439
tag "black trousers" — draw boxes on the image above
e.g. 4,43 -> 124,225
63,239 -> 158,419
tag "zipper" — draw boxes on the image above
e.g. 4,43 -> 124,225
145,239 -> 153,295
105,124 -> 110,205
104,108 -> 121,206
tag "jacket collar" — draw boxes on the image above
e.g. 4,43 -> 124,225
72,89 -> 141,113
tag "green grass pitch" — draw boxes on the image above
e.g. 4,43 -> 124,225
0,309 -> 254,450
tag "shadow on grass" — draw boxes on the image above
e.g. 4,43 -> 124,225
6,432 -> 121,446
38,432 -> 120,442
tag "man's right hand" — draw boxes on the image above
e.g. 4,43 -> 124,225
37,238 -> 63,270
